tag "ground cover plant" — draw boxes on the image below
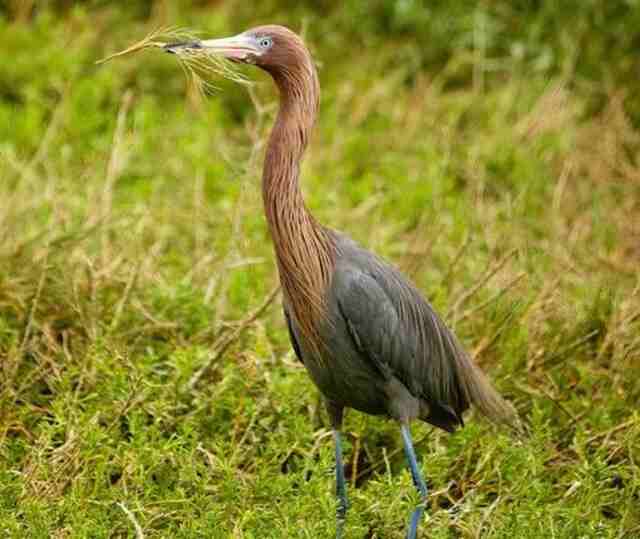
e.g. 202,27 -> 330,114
1,1 -> 639,537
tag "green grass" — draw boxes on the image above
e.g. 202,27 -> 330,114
1,2 -> 639,538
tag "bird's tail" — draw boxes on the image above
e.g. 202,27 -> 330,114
442,326 -> 521,430
454,346 -> 519,429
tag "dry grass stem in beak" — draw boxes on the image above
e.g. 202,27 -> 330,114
96,27 -> 249,95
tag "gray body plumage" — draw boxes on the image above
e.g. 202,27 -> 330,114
286,233 -> 510,433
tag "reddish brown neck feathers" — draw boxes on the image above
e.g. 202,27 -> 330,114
261,31 -> 335,353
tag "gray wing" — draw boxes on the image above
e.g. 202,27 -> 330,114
332,263 -> 469,431
284,308 -> 304,364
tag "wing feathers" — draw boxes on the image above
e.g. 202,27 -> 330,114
333,262 -> 516,429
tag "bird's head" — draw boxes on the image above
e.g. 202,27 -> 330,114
165,25 -> 312,79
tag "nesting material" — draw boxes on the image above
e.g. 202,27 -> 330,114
96,27 -> 248,94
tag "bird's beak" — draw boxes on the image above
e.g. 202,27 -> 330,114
164,34 -> 260,62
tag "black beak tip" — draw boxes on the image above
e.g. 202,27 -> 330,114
163,41 -> 203,54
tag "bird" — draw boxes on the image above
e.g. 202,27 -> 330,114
165,26 -> 517,539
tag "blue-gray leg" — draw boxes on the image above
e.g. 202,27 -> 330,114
400,423 -> 428,539
333,429 -> 349,538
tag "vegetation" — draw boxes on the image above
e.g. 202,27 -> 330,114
1,1 -> 639,537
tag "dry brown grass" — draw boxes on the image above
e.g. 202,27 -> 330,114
1,6 -> 639,537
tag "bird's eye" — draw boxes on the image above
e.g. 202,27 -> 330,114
258,37 -> 273,49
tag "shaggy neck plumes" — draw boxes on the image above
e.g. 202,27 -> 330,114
262,47 -> 335,352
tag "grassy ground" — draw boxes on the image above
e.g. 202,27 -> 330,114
1,2 -> 639,538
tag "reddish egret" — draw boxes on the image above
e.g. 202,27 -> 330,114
166,26 -> 516,538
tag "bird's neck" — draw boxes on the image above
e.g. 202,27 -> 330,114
262,65 -> 335,349
262,99 -> 317,245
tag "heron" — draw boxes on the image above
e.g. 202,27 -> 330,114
165,25 -> 517,538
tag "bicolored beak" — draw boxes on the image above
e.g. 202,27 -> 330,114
164,34 -> 261,61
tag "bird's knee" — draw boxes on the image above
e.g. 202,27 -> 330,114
385,378 -> 421,422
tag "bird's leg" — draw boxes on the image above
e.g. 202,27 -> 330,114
333,429 -> 349,539
400,423 -> 427,539
326,401 -> 348,538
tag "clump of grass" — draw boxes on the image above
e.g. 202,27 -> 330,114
96,26 -> 248,95
2,4 -> 640,538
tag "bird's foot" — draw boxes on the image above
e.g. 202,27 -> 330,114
336,494 -> 349,518
335,495 -> 349,538
406,504 -> 425,539
335,516 -> 346,539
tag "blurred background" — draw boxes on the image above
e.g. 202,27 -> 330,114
1,1 -> 639,537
